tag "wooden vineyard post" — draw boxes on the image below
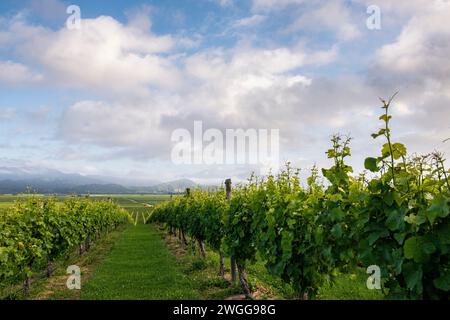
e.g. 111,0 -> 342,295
183,188 -> 190,246
46,258 -> 54,278
198,239 -> 206,258
23,276 -> 31,296
225,179 -> 237,284
219,251 -> 225,277
225,179 -> 231,201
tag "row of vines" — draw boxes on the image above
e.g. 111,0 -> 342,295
0,196 -> 131,295
150,96 -> 450,299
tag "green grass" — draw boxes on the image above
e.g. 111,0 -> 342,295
0,195 -> 17,209
317,269 -> 385,300
180,247 -> 296,299
81,224 -> 200,300
0,194 -> 171,208
91,194 -> 172,207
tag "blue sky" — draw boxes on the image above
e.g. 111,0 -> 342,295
1,0 -> 449,184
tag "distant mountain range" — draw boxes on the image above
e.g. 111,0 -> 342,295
0,166 -> 199,194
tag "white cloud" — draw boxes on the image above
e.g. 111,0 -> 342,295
356,0 -> 437,17
55,39 -> 338,164
0,15 -> 190,94
29,106 -> 52,122
375,2 -> 450,80
182,43 -> 336,118
286,1 -> 361,41
125,4 -> 154,31
233,15 -> 266,28
252,0 -> 305,12
0,108 -> 16,120
217,0 -> 234,7
365,1 -> 450,156
0,60 -> 43,84
60,100 -> 164,147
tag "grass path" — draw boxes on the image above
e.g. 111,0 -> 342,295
24,219 -> 384,300
81,224 -> 200,300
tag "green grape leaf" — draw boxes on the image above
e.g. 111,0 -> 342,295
422,242 -> 436,255
368,229 -> 389,245
381,143 -> 391,158
379,114 -> 392,123
426,195 -> 449,224
331,224 -> 343,238
391,143 -> 407,160
433,274 -> 450,291
394,232 -> 406,245
402,262 -> 423,294
364,157 -> 379,172
404,236 -> 435,263
404,236 -> 423,262
386,209 -> 404,231
383,192 -> 394,206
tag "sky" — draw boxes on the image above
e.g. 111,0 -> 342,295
0,0 -> 450,185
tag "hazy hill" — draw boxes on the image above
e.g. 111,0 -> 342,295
0,167 -> 198,194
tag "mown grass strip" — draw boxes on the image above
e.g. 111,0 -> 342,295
81,224 -> 200,300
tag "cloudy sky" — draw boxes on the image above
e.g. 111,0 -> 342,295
0,0 -> 449,184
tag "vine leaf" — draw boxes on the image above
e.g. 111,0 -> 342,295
364,157 -> 379,172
